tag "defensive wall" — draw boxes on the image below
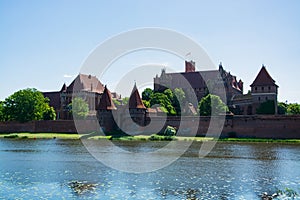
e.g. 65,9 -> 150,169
0,120 -> 98,134
1,115 -> 300,139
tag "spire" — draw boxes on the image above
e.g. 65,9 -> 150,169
60,83 -> 67,92
250,65 -> 278,87
219,62 -> 223,72
129,83 -> 146,109
98,85 -> 116,110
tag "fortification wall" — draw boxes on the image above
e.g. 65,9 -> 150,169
0,120 -> 99,133
221,115 -> 300,139
0,115 -> 300,139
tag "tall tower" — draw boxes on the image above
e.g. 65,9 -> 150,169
250,65 -> 278,114
97,85 -> 117,132
128,83 -> 147,126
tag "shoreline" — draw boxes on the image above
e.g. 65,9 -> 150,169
0,133 -> 300,143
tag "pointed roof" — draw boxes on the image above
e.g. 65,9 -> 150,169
98,86 -> 116,110
250,65 -> 278,87
60,83 -> 67,92
67,74 -> 105,93
129,83 -> 146,109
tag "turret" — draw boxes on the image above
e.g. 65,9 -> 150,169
250,65 -> 278,114
128,83 -> 147,126
97,85 -> 117,132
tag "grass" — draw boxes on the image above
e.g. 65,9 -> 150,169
217,137 -> 300,143
0,132 -> 300,143
0,133 -> 80,139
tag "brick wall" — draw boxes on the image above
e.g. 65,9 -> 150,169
0,115 -> 300,139
0,120 -> 99,133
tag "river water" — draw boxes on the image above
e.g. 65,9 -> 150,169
0,139 -> 299,200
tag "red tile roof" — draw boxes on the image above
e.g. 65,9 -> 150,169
129,83 -> 146,109
250,66 -> 278,87
98,86 -> 116,110
160,69 -> 243,91
66,74 -> 104,93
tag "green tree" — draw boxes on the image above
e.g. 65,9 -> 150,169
121,97 -> 129,105
163,89 -> 174,102
287,103 -> 300,115
174,88 -> 186,104
0,101 -> 4,121
142,100 -> 150,108
3,88 -> 55,122
173,88 -> 186,115
69,97 -> 89,119
112,99 -> 121,106
198,94 -> 228,116
150,92 -> 176,115
256,100 -> 275,115
142,88 -> 153,101
43,106 -> 56,120
277,102 -> 288,115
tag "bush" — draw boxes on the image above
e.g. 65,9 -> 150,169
149,134 -> 176,141
4,134 -> 19,138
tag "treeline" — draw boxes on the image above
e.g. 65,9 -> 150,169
278,102 -> 300,115
141,88 -> 228,116
1,87 -> 299,123
255,100 -> 300,115
0,88 -> 56,122
140,88 -> 300,116
0,88 -> 90,123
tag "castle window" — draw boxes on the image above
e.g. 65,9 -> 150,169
268,86 -> 271,91
266,97 -> 268,100
258,97 -> 261,101
262,87 -> 264,91
255,87 -> 257,91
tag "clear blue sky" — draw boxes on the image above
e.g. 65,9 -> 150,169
1,0 -> 300,102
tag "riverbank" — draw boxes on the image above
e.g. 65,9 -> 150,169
0,133 -> 81,139
1,132 -> 300,143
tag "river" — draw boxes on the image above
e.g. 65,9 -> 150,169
0,139 -> 299,199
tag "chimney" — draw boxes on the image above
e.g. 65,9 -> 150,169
185,60 -> 195,73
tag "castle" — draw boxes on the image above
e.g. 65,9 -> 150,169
154,61 -> 243,105
44,61 -> 278,124
43,74 -> 120,120
154,61 -> 278,115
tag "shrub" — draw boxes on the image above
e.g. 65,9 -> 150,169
4,134 -> 19,138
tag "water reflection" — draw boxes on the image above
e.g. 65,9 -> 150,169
0,139 -> 299,199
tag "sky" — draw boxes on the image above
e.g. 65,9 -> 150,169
1,0 -> 300,103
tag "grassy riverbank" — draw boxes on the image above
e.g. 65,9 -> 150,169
217,137 -> 300,143
1,132 -> 300,143
0,133 -> 81,139
0,133 -> 213,141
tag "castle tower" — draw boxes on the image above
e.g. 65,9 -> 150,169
250,65 -> 278,114
97,85 -> 117,132
128,83 -> 147,126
